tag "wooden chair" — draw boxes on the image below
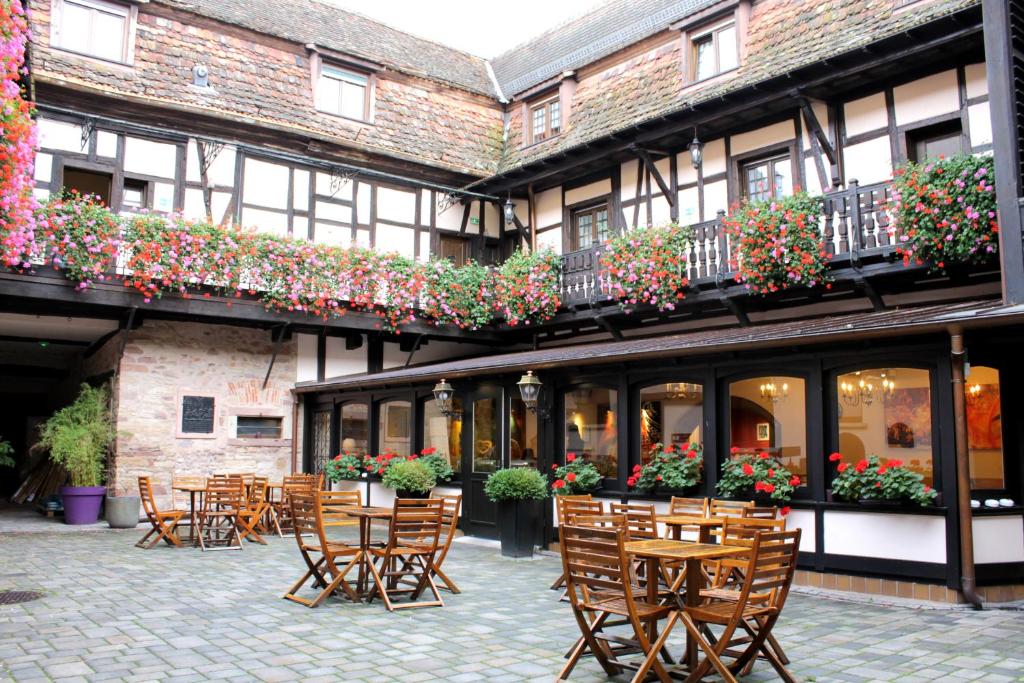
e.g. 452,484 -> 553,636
558,524 -> 679,683
367,498 -> 445,611
320,490 -> 361,529
609,503 -> 659,540
552,499 -> 605,589
433,494 -> 463,593
236,476 -> 270,545
276,473 -> 320,533
136,476 -> 186,549
566,513 -> 627,529
680,529 -> 802,683
282,489 -> 360,607
171,474 -> 205,510
710,499 -> 753,518
196,477 -> 244,551
669,496 -> 708,517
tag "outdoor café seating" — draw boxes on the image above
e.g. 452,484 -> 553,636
282,488 -> 361,608
136,476 -> 186,549
366,498 -> 446,611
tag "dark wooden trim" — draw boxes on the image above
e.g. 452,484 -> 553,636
633,147 -> 675,207
669,152 -> 679,222
631,159 -> 643,228
883,87 -> 901,166
843,128 -> 890,148
316,332 -> 326,383
956,65 -> 972,153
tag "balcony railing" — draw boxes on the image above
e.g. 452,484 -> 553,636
559,179 -> 898,307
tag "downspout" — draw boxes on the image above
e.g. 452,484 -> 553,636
290,391 -> 300,475
950,326 -> 983,609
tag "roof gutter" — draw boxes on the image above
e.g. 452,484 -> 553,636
485,60 -> 508,104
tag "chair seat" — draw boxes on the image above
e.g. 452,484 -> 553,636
368,544 -> 432,557
157,510 -> 186,518
585,595 -> 674,620
302,541 -> 358,555
687,600 -> 776,623
699,587 -> 771,603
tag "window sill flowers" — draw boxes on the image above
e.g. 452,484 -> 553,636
599,223 -> 694,311
717,450 -> 801,507
551,452 -> 602,495
627,442 -> 703,492
828,452 -> 936,506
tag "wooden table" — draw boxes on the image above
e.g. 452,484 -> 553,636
342,506 -> 393,598
625,539 -> 748,668
660,515 -> 726,543
171,482 -> 205,544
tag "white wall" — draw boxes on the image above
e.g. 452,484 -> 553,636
973,515 -> 1024,564
823,511 -> 946,564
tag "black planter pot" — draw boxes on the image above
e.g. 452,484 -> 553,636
497,499 -> 542,558
857,498 -> 906,508
395,489 -> 431,499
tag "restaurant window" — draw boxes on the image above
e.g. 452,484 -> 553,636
835,368 -> 934,486
640,383 -> 703,465
510,398 -> 538,469
966,365 -> 1003,490
236,416 -> 283,439
52,0 -> 133,64
316,64 -> 370,121
691,21 -> 738,82
571,202 -> 612,251
741,153 -> 792,203
907,120 -> 963,163
340,402 -> 369,454
472,396 -> 499,474
529,97 -> 561,144
378,400 -> 411,457
422,397 -> 462,475
564,387 -> 618,479
729,376 -> 807,481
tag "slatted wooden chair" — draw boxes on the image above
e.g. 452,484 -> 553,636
367,498 -> 445,611
566,512 -> 627,530
558,523 -> 679,683
609,503 -> 659,540
275,473 -> 320,533
236,476 -> 270,544
680,528 -> 802,683
743,505 -> 780,519
319,490 -> 361,530
282,489 -> 361,607
433,494 -> 463,593
551,498 -> 605,590
669,496 -> 708,517
196,477 -> 244,551
710,498 -> 753,518
136,476 -> 186,549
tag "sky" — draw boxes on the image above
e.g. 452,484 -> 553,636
327,0 -> 604,58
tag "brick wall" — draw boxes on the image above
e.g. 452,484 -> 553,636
111,321 -> 297,504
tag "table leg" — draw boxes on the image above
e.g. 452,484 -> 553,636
698,525 -> 711,544
188,491 -> 197,545
671,524 -> 681,541
684,557 -> 703,667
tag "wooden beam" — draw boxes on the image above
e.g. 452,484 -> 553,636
459,201 -> 471,234
632,146 -> 675,208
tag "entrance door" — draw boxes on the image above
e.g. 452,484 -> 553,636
461,386 -> 504,538
308,408 -> 332,476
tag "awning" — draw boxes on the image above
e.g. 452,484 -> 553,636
295,299 -> 1023,394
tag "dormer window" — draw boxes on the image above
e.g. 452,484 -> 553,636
691,21 -> 738,81
51,0 -> 135,64
316,64 -> 371,121
530,97 -> 561,144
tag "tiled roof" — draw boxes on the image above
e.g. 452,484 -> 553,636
157,0 -> 496,96
497,0 -> 981,173
490,0 -> 716,97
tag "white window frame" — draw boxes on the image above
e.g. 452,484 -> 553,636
690,20 -> 738,82
50,0 -> 137,65
528,96 -> 562,145
314,61 -> 373,123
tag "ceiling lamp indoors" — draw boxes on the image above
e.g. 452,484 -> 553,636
666,382 -> 700,400
840,371 -> 896,407
759,379 -> 789,404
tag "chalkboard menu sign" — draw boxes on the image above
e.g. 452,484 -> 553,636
181,395 -> 215,434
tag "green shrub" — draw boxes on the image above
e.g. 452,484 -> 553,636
418,452 -> 454,482
38,383 -> 114,488
381,459 -> 436,494
0,437 -> 14,468
484,467 -> 549,502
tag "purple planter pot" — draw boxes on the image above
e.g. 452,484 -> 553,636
60,486 -> 106,525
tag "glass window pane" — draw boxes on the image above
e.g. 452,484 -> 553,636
90,9 -> 126,61
730,376 -> 807,481
923,133 -> 963,161
564,388 -> 618,478
423,397 -> 462,475
510,398 -> 538,469
378,400 -> 411,457
549,100 -> 561,134
745,163 -> 770,202
772,158 -> 793,199
640,383 -> 703,465
575,212 -> 593,249
694,36 -> 715,80
60,2 -> 93,54
340,81 -> 366,119
532,106 -> 546,141
472,397 -> 499,473
966,366 -> 1003,489
316,77 -> 342,114
596,208 -> 611,243
340,403 -> 369,454
836,368 -> 933,486
717,24 -> 738,71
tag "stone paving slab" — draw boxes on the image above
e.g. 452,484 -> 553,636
0,528 -> 1022,682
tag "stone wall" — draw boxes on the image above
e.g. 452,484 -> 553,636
112,321 -> 297,504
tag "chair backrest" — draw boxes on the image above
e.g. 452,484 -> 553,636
439,494 -> 462,539
669,496 -> 708,517
283,473 -> 319,494
721,516 -> 787,547
171,475 -> 204,509
138,476 -> 160,519
289,488 -> 321,544
247,476 -> 269,510
567,513 -> 627,531
741,529 -> 802,611
558,499 -> 604,525
710,499 -> 752,517
205,477 -> 243,510
319,490 -> 361,527
743,505 -> 779,520
559,524 -> 635,608
387,498 -> 444,551
609,503 -> 659,539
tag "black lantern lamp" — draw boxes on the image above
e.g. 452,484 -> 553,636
517,370 -> 551,419
503,196 -> 516,225
688,127 -> 704,169
432,378 -> 460,418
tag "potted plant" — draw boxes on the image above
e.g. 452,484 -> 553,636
414,447 -> 454,484
627,442 -> 703,494
38,383 -> 114,525
551,452 -> 602,495
484,467 -> 549,558
717,450 -> 801,510
828,453 -> 937,506
381,458 -> 436,498
0,436 -> 15,470
325,451 -> 367,484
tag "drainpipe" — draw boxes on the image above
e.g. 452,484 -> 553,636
950,326 -> 984,609
290,393 -> 300,475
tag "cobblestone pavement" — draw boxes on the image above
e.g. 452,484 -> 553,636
0,528 -> 1022,682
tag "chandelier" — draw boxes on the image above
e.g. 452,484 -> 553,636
759,380 -> 789,404
840,371 -> 895,407
665,382 -> 700,400
966,383 -> 983,405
